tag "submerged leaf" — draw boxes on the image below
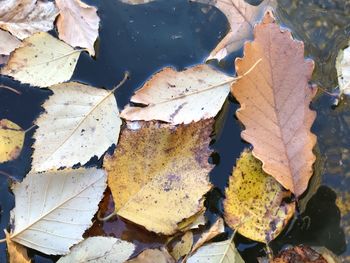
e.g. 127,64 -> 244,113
104,119 -> 214,234
32,82 -> 121,172
231,11 -> 317,196
121,65 -> 234,124
224,150 -> 295,243
10,168 -> 107,255
0,119 -> 24,163
336,45 -> 350,96
127,248 -> 175,263
5,231 -> 31,263
56,0 -> 100,56
191,0 -> 275,61
271,246 -> 331,263
1,32 -> 81,87
57,237 -> 135,263
0,0 -> 58,40
170,231 -> 193,261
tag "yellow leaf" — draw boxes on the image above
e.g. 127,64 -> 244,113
170,231 -> 193,261
1,32 -> 81,88
224,150 -> 295,243
103,119 -> 214,234
5,230 -> 31,263
0,119 -> 24,163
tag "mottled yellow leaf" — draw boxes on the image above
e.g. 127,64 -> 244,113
1,32 -> 81,88
5,230 -> 31,263
170,231 -> 193,261
0,119 -> 24,163
127,248 -> 175,263
224,150 -> 295,243
104,119 -> 214,235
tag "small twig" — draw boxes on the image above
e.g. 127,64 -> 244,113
317,86 -> 339,97
110,71 -> 130,94
0,85 -> 21,95
0,170 -> 18,182
97,210 -> 117,221
24,124 -> 37,134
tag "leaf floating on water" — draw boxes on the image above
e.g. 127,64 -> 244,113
121,65 -> 234,124
336,45 -> 350,96
56,0 -> 100,56
104,119 -> 214,235
187,236 -> 244,263
10,168 -> 107,255
126,248 -> 175,263
1,32 -> 81,88
5,231 -> 31,263
0,119 -> 24,163
232,11 -> 317,196
0,29 -> 21,56
190,0 -> 275,61
57,236 -> 135,263
0,0 -> 58,40
32,82 -> 121,172
224,150 -> 295,243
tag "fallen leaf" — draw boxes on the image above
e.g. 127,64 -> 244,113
271,245 -> 330,263
336,45 -> 350,96
0,0 -> 58,40
1,32 -> 81,88
178,208 -> 207,232
57,236 -> 135,263
127,248 -> 175,263
31,82 -> 121,172
121,65 -> 234,124
187,236 -> 244,263
0,119 -> 24,163
191,218 -> 225,254
103,119 -> 214,234
120,0 -> 157,5
170,231 -> 193,261
191,0 -> 275,61
5,230 -> 31,263
56,0 -> 100,56
0,29 -> 21,56
224,150 -> 295,243
231,11 -> 317,196
10,168 -> 107,255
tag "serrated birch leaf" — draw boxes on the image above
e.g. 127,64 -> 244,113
336,45 -> 350,96
191,0 -> 275,61
1,32 -> 81,88
231,11 -> 317,196
224,150 -> 295,243
0,0 -> 58,40
5,231 -> 31,263
56,0 -> 100,56
170,231 -> 193,261
0,29 -> 21,56
187,236 -> 244,263
103,119 -> 214,234
0,119 -> 24,163
57,237 -> 135,263
10,168 -> 107,255
127,248 -> 175,263
120,65 -> 234,125
32,82 -> 121,172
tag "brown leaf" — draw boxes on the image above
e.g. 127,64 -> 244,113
231,11 -> 317,196
5,231 -> 31,263
127,248 -> 175,263
271,246 -> 330,263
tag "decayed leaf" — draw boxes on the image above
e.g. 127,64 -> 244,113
336,45 -> 350,96
1,32 -> 81,88
232,11 -> 317,196
120,0 -> 157,5
0,119 -> 24,163
56,0 -> 100,56
224,150 -> 295,243
10,168 -> 107,255
187,236 -> 244,263
170,231 -> 193,261
121,65 -> 234,124
0,29 -> 21,56
5,231 -> 31,263
191,0 -> 274,61
57,237 -> 135,263
127,248 -> 175,263
104,119 -> 214,234
32,82 -> 121,172
0,0 -> 58,40
271,246 -> 330,263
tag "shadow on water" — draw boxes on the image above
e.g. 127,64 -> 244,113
0,0 -> 349,262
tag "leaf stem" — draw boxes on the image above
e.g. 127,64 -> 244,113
24,124 -> 37,134
110,71 -> 130,94
0,85 -> 21,95
97,210 -> 117,221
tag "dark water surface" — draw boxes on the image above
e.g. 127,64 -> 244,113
0,0 -> 349,262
